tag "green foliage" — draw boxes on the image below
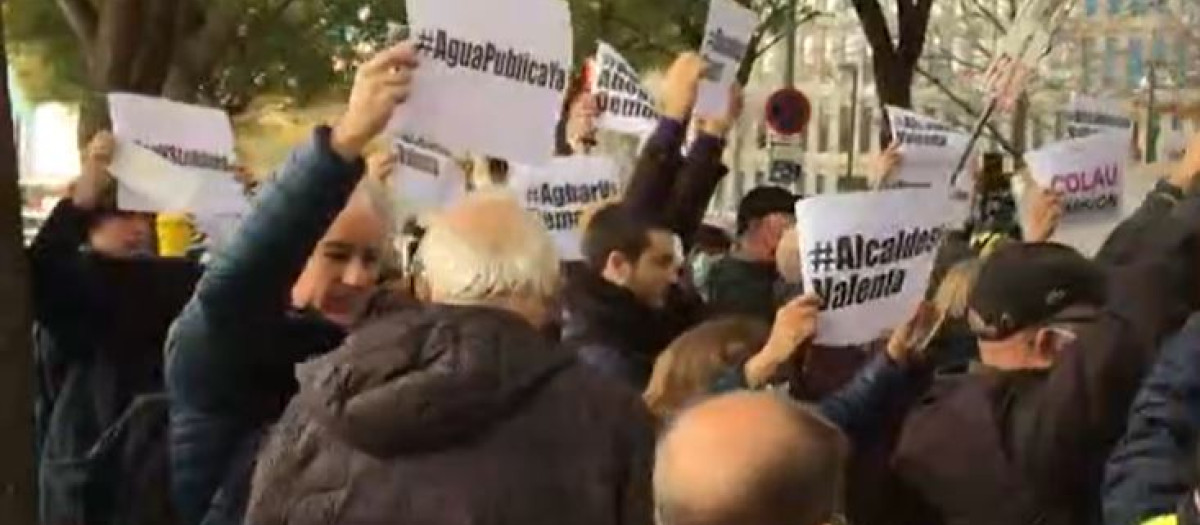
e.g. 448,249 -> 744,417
3,0 -> 89,103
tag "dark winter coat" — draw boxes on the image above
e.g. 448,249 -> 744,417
893,181 -> 1200,525
245,304 -> 656,525
562,271 -> 679,390
1104,314 -> 1200,525
29,198 -> 200,525
166,127 -> 365,525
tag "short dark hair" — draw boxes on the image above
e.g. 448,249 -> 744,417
582,204 -> 668,270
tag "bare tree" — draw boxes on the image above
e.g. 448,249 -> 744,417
0,3 -> 38,522
850,0 -> 935,117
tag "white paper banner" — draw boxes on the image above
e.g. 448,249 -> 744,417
591,42 -> 657,135
885,106 -> 971,223
108,138 -> 206,212
696,0 -> 757,118
796,188 -> 949,346
395,0 -> 572,164
392,139 -> 467,214
108,93 -> 248,216
1025,132 -> 1128,223
1063,95 -> 1133,140
509,155 -> 622,260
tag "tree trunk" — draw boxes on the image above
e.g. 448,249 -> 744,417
0,4 -> 39,523
1011,93 -> 1030,164
874,62 -> 915,145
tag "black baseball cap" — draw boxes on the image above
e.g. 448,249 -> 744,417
737,187 -> 801,234
968,242 -> 1107,341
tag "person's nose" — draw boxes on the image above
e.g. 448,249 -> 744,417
342,257 -> 374,288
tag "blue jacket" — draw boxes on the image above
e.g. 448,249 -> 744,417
711,351 -> 913,446
1104,315 -> 1200,525
165,127 -> 364,525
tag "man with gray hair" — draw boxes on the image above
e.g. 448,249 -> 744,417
245,191 -> 657,525
655,392 -> 849,525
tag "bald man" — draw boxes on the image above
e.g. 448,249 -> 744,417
655,393 -> 849,525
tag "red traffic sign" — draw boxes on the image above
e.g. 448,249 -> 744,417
765,88 -> 811,136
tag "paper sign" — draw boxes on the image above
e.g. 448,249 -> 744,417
696,0 -> 757,118
392,139 -> 467,213
509,155 -> 622,260
1025,132 -> 1128,223
885,106 -> 972,223
109,138 -> 206,212
796,188 -> 949,346
591,42 -> 657,135
1063,95 -> 1133,140
395,0 -> 573,164
1159,130 -> 1190,163
108,93 -> 248,215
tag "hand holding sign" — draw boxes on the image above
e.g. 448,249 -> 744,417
74,131 -> 117,211
1024,186 -> 1063,243
744,294 -> 821,388
661,53 -> 706,121
333,43 -> 420,161
885,301 -> 944,365
869,142 -> 902,190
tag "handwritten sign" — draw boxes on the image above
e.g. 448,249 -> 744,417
796,188 -> 949,346
394,0 -> 573,164
508,155 -> 622,260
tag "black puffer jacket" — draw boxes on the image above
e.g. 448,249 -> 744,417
246,304 -> 656,525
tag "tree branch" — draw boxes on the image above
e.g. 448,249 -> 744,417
916,65 -> 1018,155
964,0 -> 1007,32
850,0 -> 896,60
896,0 -> 933,65
55,0 -> 98,46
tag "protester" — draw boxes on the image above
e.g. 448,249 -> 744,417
705,186 -> 800,322
653,392 -> 849,525
893,136 -> 1200,525
686,223 -> 733,301
245,191 -> 656,525
29,130 -> 201,525
563,52 -> 740,389
643,316 -> 769,419
165,43 -> 418,525
1104,315 -> 1200,525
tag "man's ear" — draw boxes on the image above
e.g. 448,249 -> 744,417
605,250 -> 633,283
1031,328 -> 1061,361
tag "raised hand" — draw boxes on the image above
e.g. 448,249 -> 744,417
744,294 -> 821,388
660,53 -> 706,122
886,301 -> 945,366
73,131 -> 116,210
332,42 -> 420,161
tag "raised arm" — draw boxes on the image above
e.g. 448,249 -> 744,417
664,85 -> 741,251
623,53 -> 703,219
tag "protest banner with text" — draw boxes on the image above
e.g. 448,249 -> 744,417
1063,95 -> 1133,140
509,155 -> 622,260
885,106 -> 972,222
590,42 -> 657,135
1025,132 -> 1128,223
108,93 -> 249,221
696,0 -> 756,118
796,188 -> 948,346
396,0 -> 572,165
392,139 -> 467,215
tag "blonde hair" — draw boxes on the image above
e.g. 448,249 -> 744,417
933,258 -> 982,320
644,317 -> 771,420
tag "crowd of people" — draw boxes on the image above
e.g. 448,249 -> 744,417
25,40 -> 1200,525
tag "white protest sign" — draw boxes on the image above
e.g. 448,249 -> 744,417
395,0 -> 572,164
885,106 -> 972,223
1025,132 -> 1128,224
796,188 -> 949,346
1063,95 -> 1133,139
696,0 -> 756,118
509,155 -> 622,260
392,139 -> 467,213
108,138 -> 206,212
108,93 -> 249,215
591,42 -> 657,135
